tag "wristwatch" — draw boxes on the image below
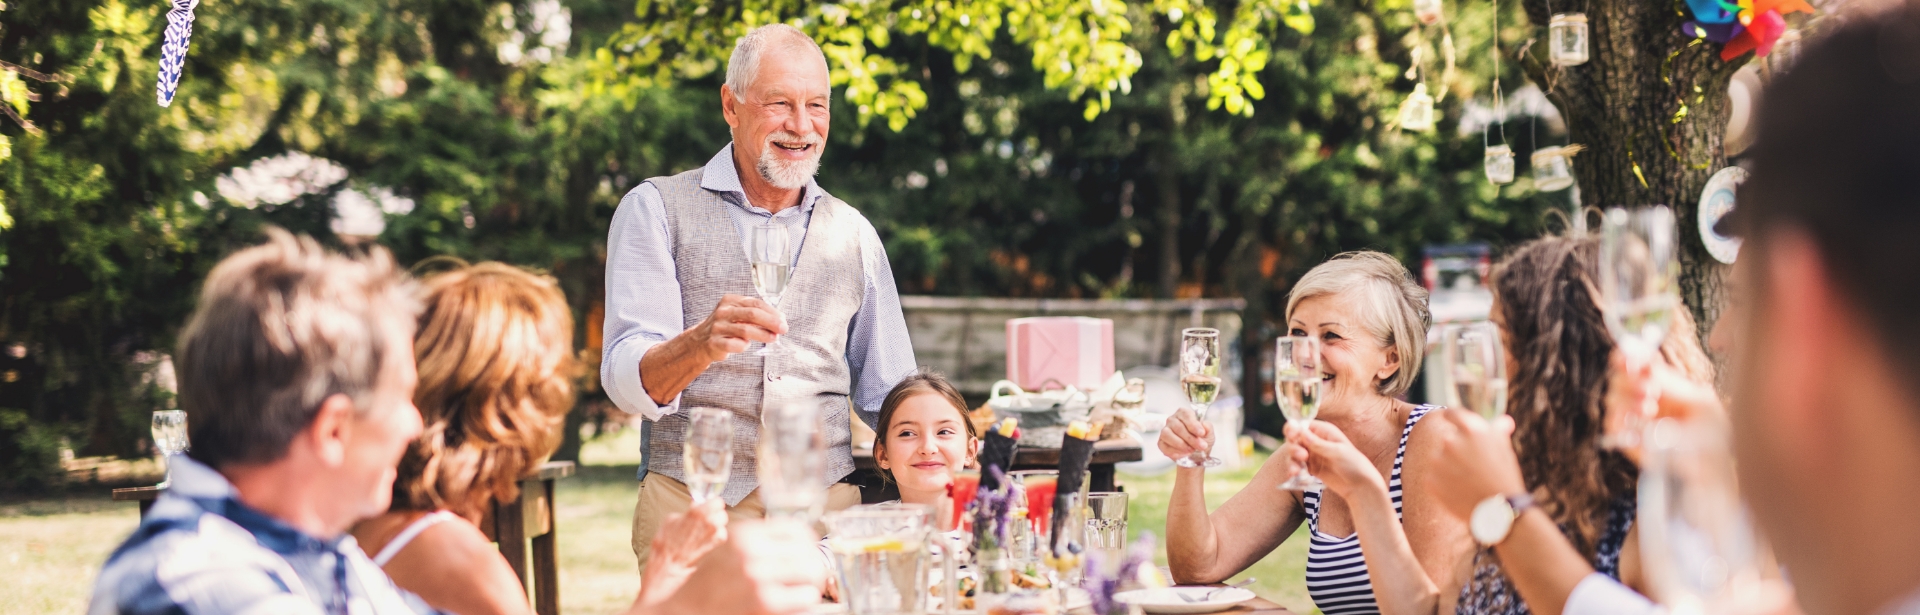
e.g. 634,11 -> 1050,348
1469,492 -> 1536,547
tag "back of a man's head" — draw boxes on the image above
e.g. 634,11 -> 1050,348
176,229 -> 419,469
1740,4 -> 1920,391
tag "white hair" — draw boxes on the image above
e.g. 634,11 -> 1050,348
725,24 -> 829,101
1284,251 -> 1433,398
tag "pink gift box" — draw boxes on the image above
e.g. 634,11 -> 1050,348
1005,317 -> 1114,392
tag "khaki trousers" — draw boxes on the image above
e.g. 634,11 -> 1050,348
630,471 -> 862,575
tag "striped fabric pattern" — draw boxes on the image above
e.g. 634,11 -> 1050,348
1302,404 -> 1436,615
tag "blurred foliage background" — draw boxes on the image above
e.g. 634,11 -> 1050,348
0,0 -> 1578,491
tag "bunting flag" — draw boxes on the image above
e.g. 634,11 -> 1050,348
156,0 -> 199,107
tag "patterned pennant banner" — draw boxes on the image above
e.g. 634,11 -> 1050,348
156,0 -> 199,107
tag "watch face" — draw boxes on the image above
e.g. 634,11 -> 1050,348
1470,496 -> 1514,546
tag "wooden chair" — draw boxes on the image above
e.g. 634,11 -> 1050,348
115,460 -> 576,615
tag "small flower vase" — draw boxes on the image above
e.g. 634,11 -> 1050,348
978,548 -> 1014,596
1413,0 -> 1444,25
1549,13 -> 1590,66
1484,144 -> 1515,184
1531,146 -> 1576,191
1398,84 -> 1436,132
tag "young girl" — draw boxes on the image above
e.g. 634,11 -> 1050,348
873,371 -> 980,530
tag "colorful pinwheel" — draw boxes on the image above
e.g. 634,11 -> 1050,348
1682,0 -> 1813,60
156,0 -> 199,107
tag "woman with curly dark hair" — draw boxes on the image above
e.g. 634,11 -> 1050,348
1445,235 -> 1715,615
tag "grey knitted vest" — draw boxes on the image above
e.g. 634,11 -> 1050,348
644,168 -> 865,505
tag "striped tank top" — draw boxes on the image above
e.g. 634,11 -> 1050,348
1302,404 -> 1435,615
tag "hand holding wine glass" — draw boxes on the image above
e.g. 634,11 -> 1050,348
1175,328 -> 1223,469
1274,335 -> 1323,490
748,223 -> 792,357
684,407 -> 735,505
1598,205 -> 1680,449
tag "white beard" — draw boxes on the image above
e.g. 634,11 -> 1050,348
755,133 -> 822,190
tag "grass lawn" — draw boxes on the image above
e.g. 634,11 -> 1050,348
0,427 -> 1315,615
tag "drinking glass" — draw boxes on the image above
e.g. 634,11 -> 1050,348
683,407 -> 734,505
1443,322 -> 1509,420
1009,469 -> 1060,562
1275,335 -> 1323,491
150,410 -> 187,488
748,223 -> 792,356
758,401 -> 827,522
1640,419 -> 1771,615
1083,492 -> 1129,560
1176,327 -> 1224,469
1599,205 -> 1680,448
823,503 -> 958,615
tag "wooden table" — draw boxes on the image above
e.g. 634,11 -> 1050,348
114,461 -> 576,615
848,437 -> 1143,503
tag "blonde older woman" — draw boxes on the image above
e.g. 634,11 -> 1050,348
1161,251 -> 1474,615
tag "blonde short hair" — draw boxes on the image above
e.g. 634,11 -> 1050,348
1284,251 -> 1432,398
177,228 -> 419,468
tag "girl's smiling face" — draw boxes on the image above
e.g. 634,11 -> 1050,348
1289,292 -> 1403,415
877,393 -> 978,502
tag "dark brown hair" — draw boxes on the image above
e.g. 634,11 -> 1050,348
390,263 -> 576,521
178,228 -> 419,468
1491,235 -> 1712,556
872,370 -> 978,484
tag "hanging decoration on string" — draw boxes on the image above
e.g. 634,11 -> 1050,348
1681,0 -> 1814,61
1531,144 -> 1582,191
1484,0 -> 1513,184
1397,0 -> 1455,132
1548,12 -> 1589,66
156,0 -> 199,107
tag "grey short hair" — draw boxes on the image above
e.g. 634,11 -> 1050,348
725,24 -> 828,101
1284,251 -> 1432,398
177,228 -> 421,468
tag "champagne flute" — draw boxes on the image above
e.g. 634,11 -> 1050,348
684,407 -> 734,505
150,410 -> 187,488
1443,322 -> 1509,420
758,401 -> 827,522
1599,205 -> 1680,448
1274,335 -> 1323,490
748,223 -> 792,357
1176,327 -> 1224,469
1640,419 -> 1771,615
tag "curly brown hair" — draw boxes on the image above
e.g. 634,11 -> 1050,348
390,262 -> 577,522
1491,235 -> 1712,557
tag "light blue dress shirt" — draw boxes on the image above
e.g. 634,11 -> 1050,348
600,144 -> 916,472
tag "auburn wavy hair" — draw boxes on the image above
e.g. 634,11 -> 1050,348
390,262 -> 576,522
1491,235 -> 1713,557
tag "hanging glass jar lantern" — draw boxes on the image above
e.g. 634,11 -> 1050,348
1485,144 -> 1515,184
1398,83 -> 1436,132
1531,146 -> 1576,191
1413,0 -> 1444,25
1549,13 -> 1590,66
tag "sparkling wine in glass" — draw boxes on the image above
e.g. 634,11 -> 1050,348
1640,419 -> 1771,615
758,401 -> 827,522
1274,335 -> 1323,490
1599,205 -> 1680,448
748,223 -> 792,357
151,410 -> 187,488
1444,323 -> 1509,420
1176,328 -> 1224,469
684,407 -> 734,504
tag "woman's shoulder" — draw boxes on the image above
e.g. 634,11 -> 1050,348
1400,404 -> 1464,468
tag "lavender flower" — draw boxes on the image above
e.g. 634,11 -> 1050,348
1083,532 -> 1157,615
971,466 -> 1017,552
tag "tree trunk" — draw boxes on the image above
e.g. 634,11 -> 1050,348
1154,150 -> 1184,298
1518,0 -> 1748,341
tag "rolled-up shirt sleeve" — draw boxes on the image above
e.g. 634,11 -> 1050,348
845,220 -> 917,429
1564,573 -> 1662,615
602,183 -> 687,421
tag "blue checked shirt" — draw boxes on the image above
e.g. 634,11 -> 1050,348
89,456 -> 433,615
600,144 -> 916,472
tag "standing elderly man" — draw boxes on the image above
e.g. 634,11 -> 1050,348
602,24 -> 915,572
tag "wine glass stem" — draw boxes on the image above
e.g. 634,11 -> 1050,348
1189,402 -> 1212,462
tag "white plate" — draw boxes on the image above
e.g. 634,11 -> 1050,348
1115,586 -> 1256,614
